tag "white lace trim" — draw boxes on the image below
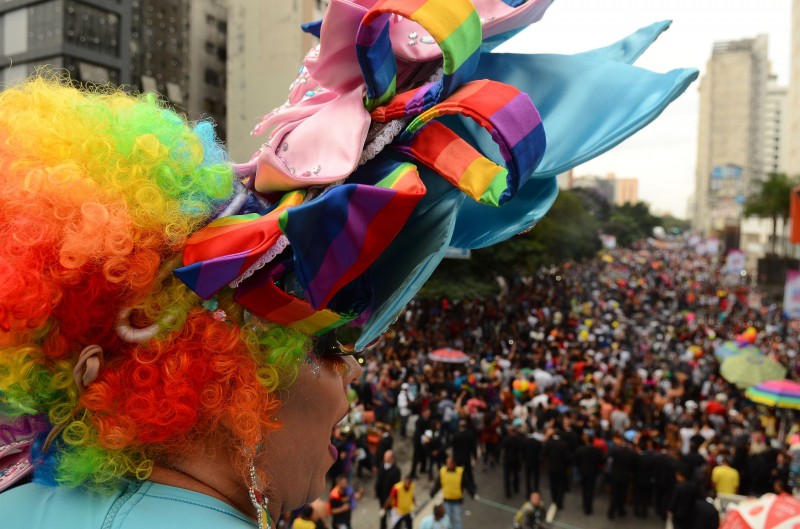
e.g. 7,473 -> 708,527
228,235 -> 290,288
359,119 -> 407,166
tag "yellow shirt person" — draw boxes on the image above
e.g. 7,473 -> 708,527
711,460 -> 740,495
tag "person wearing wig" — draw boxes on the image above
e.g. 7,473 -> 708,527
0,0 -> 697,527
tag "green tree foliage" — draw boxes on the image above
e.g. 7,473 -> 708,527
419,189 -> 681,299
743,172 -> 796,255
420,190 -> 601,298
604,201 -> 660,247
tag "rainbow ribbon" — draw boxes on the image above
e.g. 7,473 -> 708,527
356,0 -> 482,111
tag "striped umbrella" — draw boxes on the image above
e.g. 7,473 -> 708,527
721,354 -> 787,389
714,341 -> 760,361
428,348 -> 469,364
745,380 -> 800,410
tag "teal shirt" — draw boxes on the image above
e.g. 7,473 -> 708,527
1,481 -> 256,529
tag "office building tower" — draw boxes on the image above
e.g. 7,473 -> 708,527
0,0 -> 132,86
693,36 -> 769,237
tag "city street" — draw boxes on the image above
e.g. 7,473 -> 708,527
350,435 -> 668,529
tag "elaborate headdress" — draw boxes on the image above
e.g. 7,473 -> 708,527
0,0 -> 696,492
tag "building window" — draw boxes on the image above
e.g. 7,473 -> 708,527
1,1 -> 64,57
64,1 -> 120,57
204,68 -> 220,86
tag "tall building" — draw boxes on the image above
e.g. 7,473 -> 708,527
1,1 -> 228,139
227,0 -> 326,162
613,177 -> 639,206
0,0 -> 132,86
788,0 -> 800,177
762,76 -> 789,177
693,36 -> 770,237
130,0 -> 228,139
569,172 -> 638,206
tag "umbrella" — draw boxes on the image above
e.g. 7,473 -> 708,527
721,493 -> 800,529
746,380 -> 800,410
428,348 -> 469,364
721,354 -> 787,389
746,380 -> 800,445
532,369 -> 555,389
714,341 -> 761,361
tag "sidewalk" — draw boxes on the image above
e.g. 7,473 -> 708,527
351,431 -> 443,529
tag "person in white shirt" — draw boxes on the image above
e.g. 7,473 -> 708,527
419,504 -> 452,529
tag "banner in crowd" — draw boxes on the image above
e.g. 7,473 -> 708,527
599,234 -> 617,250
784,270 -> 800,320
790,186 -> 800,244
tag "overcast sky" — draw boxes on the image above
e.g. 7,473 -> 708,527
497,0 -> 793,218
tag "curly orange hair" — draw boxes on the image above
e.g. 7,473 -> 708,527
0,76 -> 310,490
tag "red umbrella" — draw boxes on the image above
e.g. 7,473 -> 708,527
428,348 -> 469,364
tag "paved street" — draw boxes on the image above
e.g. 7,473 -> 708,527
349,435 -> 668,529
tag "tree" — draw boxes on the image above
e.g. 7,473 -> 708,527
420,190 -> 601,299
743,172 -> 795,255
604,201 -> 659,247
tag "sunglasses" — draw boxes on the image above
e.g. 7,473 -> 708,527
312,326 -> 374,364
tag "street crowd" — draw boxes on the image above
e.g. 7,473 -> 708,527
287,238 -> 800,529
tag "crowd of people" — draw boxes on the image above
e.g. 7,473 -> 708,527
284,238 -> 800,529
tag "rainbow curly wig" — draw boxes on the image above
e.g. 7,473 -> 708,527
0,76 -> 312,491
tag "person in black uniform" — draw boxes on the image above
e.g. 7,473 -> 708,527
375,450 -> 402,529
375,424 -> 394,474
670,466 -> 701,529
411,407 -> 433,479
542,426 -> 570,510
652,448 -> 678,520
607,433 -> 635,520
574,431 -> 604,515
451,419 -> 478,489
499,419 -> 526,498
692,498 -> 720,529
632,438 -> 655,518
523,430 -> 542,496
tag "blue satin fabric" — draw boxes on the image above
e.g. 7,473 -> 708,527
355,23 -> 698,349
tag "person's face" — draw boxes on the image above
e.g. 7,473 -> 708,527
260,355 -> 362,512
531,492 -> 541,505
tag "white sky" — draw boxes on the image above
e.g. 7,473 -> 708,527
497,0 -> 793,218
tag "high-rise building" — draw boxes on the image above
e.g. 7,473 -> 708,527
693,36 -> 770,237
788,0 -> 800,177
763,76 -> 789,177
227,0 -> 326,162
1,1 -> 228,139
569,173 -> 639,206
130,0 -> 228,139
613,177 -> 639,206
0,0 -> 132,86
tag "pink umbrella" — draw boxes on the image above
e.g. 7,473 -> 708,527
428,348 -> 469,364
